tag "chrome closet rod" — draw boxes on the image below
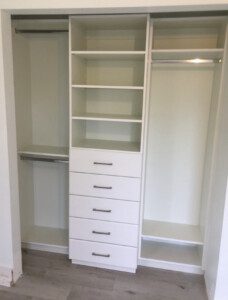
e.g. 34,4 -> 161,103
15,29 -> 68,34
20,155 -> 69,164
152,59 -> 222,64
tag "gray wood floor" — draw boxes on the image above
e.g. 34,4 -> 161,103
0,249 -> 208,300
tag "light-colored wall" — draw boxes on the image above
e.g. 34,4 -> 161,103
144,65 -> 213,225
0,10 -> 22,285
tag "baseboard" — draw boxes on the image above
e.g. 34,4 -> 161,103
22,241 -> 68,255
72,259 -> 136,273
138,258 -> 204,275
0,266 -> 13,287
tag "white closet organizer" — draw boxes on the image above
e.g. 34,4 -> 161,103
11,14 -> 228,275
69,15 -> 150,273
12,19 -> 69,254
139,17 -> 227,274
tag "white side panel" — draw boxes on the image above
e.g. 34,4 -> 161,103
0,10 -> 22,285
204,27 -> 228,299
144,64 -> 214,225
213,180 -> 228,300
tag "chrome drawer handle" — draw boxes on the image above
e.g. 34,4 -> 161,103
92,252 -> 110,258
93,162 -> 113,166
93,185 -> 112,190
92,208 -> 112,213
92,230 -> 111,235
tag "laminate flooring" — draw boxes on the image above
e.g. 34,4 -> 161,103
0,249 -> 207,300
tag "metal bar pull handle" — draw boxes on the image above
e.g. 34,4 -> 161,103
92,252 -> 110,258
93,185 -> 112,190
92,230 -> 111,235
93,162 -> 113,166
93,208 -> 112,213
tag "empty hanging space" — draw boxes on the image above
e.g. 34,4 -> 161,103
12,19 -> 69,253
140,17 -> 227,274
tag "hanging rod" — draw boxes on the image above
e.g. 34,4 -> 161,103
20,155 -> 69,164
152,58 -> 222,64
15,29 -> 68,34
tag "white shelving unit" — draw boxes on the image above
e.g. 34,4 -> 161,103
70,15 -> 148,154
69,14 -> 149,272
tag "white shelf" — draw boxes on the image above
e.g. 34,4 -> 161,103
72,113 -> 142,123
152,48 -> 224,61
142,220 -> 203,246
140,240 -> 202,274
72,139 -> 140,152
72,84 -> 144,90
22,225 -> 68,254
71,51 -> 145,60
18,145 -> 69,160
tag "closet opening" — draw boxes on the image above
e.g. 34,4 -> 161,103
12,17 -> 69,254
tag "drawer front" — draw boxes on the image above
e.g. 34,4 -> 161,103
69,239 -> 137,269
70,172 -> 141,201
70,218 -> 138,247
70,195 -> 140,224
70,148 -> 142,177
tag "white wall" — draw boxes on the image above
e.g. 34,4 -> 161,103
0,10 -> 22,286
144,65 -> 213,225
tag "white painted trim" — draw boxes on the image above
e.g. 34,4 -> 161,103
138,258 -> 204,275
0,266 -> 13,287
72,259 -> 136,273
1,1 -> 228,14
22,242 -> 68,255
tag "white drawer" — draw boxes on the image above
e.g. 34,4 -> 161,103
69,239 -> 137,270
70,148 -> 142,177
70,195 -> 140,224
69,172 -> 141,201
69,217 -> 138,247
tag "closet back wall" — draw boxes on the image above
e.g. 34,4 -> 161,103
145,64 -> 214,225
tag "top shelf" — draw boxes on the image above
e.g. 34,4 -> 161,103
152,48 -> 223,62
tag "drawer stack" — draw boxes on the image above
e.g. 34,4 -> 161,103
69,148 -> 142,272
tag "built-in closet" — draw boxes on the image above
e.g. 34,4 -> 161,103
11,14 -> 228,275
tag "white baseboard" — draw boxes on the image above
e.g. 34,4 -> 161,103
138,258 -> 204,275
22,242 -> 68,255
0,266 -> 13,287
72,260 -> 136,273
